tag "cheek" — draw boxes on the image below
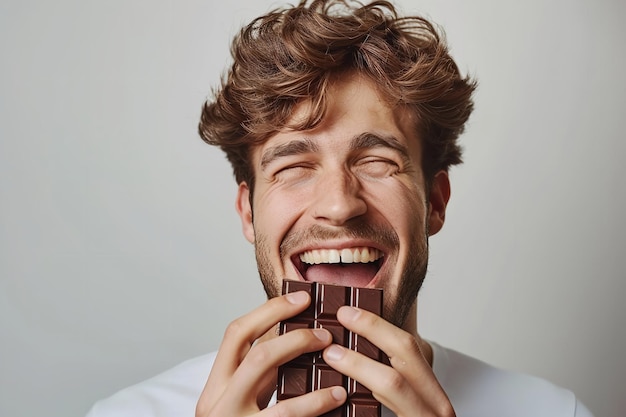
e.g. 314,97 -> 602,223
363,180 -> 426,226
254,187 -> 308,244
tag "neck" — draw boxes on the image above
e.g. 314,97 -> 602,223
402,300 -> 433,367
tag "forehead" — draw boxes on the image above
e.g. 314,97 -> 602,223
252,75 -> 421,164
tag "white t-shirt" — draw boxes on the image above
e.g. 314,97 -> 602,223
85,341 -> 594,417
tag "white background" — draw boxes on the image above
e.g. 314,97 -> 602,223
1,1 -> 624,416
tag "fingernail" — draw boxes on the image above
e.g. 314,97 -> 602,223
331,386 -> 347,401
285,291 -> 308,304
338,306 -> 361,321
312,329 -> 330,342
325,344 -> 345,361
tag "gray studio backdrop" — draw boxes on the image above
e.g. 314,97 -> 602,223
1,1 -> 624,416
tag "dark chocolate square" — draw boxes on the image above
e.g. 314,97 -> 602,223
277,280 -> 383,417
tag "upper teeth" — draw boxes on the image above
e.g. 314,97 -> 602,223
299,247 -> 382,265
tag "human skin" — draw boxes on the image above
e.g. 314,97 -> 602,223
195,73 -> 455,417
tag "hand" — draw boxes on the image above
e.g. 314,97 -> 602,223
323,306 -> 456,417
195,291 -> 348,417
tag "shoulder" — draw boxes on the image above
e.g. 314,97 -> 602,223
430,342 -> 594,417
85,351 -> 217,417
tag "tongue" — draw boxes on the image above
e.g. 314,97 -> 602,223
304,263 -> 378,287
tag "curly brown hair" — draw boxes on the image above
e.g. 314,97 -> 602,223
199,0 -> 476,192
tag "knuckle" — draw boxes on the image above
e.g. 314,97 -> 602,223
223,317 -> 247,341
362,310 -> 380,327
421,397 -> 456,417
295,331 -> 314,350
288,328 -> 325,349
271,402 -> 296,417
380,369 -> 406,392
246,342 -> 272,365
396,331 -> 420,354
195,397 -> 226,417
434,401 -> 456,417
194,400 -> 210,417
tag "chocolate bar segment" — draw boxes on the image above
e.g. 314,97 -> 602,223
277,280 -> 383,417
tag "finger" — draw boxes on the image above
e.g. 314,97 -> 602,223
220,327 -> 333,409
198,291 -> 311,412
323,343 -> 439,415
336,306 -> 432,378
257,387 -> 347,417
333,307 -> 454,415
219,291 -> 312,367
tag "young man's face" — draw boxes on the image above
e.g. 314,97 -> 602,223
236,74 -> 450,329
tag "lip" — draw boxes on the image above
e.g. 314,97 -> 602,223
289,240 -> 388,288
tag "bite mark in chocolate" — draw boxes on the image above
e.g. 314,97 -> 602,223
277,280 -> 383,417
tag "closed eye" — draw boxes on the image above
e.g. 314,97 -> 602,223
354,157 -> 399,178
274,163 -> 316,182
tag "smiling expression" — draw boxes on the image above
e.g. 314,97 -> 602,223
236,73 -> 449,329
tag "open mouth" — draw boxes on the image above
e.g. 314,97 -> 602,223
292,247 -> 384,288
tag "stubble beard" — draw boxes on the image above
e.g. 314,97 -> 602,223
253,223 -> 430,329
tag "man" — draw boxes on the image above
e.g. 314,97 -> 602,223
87,1 -> 594,416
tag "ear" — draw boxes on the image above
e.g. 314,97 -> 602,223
235,182 -> 255,243
427,170 -> 451,236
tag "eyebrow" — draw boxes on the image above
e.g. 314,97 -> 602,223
260,138 -> 320,169
259,132 -> 411,169
350,133 -> 411,161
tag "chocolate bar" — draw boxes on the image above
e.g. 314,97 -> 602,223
277,280 -> 383,417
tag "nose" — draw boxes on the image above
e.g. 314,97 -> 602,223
310,168 -> 367,226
